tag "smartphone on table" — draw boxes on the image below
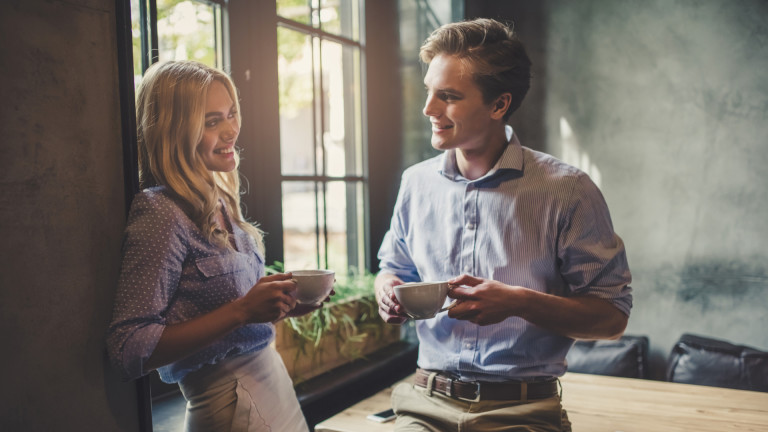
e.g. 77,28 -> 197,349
366,408 -> 396,423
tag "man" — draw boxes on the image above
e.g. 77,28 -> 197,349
375,18 -> 632,431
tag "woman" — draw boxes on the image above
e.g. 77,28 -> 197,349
107,60 -> 318,431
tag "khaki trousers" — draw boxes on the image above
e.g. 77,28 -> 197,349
391,381 -> 572,432
178,347 -> 309,432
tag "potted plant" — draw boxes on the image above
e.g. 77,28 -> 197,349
267,263 -> 401,383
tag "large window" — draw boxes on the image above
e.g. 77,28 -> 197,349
131,0 -> 367,278
275,0 -> 366,275
130,0 -> 224,81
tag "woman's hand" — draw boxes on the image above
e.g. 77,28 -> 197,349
285,290 -> 335,318
235,273 -> 298,323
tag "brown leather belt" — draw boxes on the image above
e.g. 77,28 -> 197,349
414,369 -> 558,402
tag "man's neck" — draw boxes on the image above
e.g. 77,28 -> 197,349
455,127 -> 509,181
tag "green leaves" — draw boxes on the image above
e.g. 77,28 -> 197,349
267,261 -> 388,365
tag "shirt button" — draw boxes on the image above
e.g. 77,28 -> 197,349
466,222 -> 475,230
465,344 -> 472,349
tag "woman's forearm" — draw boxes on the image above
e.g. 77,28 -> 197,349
144,300 -> 248,371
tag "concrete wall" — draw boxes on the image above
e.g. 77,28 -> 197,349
0,1 -> 140,430
468,0 -> 768,378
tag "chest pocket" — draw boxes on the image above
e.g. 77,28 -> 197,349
194,253 -> 259,297
195,253 -> 253,278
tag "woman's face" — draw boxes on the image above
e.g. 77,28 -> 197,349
197,80 -> 239,173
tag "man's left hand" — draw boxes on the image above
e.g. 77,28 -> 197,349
447,275 -> 523,325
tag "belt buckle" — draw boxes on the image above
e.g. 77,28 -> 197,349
457,381 -> 481,402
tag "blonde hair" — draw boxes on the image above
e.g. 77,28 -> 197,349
420,18 -> 531,121
136,60 -> 264,252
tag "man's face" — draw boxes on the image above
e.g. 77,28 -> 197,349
423,54 -> 497,152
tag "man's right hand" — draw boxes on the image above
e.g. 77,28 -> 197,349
374,273 -> 408,324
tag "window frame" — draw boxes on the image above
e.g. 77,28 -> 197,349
275,9 -> 367,273
229,0 -> 401,274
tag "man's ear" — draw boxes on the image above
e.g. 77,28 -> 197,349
490,93 -> 512,120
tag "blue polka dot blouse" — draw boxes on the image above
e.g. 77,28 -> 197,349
106,186 -> 273,383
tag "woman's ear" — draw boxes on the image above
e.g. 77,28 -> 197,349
491,93 -> 512,120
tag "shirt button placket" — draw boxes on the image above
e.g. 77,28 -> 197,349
460,184 -> 476,276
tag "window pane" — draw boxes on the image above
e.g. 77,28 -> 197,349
281,180 -> 364,274
318,0 -> 359,41
278,28 -> 316,176
398,0 -> 462,169
325,181 -> 365,274
278,0 -> 359,40
282,181 -> 321,270
156,0 -> 220,67
321,39 -> 362,177
325,181 -> 348,272
277,0 -> 311,26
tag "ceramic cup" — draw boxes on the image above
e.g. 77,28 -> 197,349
291,270 -> 335,305
393,281 -> 457,320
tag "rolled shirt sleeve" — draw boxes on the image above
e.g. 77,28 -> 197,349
106,192 -> 187,381
558,174 -> 632,315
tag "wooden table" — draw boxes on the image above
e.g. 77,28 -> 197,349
314,372 -> 768,432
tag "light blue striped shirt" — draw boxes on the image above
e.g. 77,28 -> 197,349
378,127 -> 632,381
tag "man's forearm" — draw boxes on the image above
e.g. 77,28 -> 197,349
518,290 -> 628,340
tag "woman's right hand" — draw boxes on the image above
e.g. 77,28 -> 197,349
236,273 -> 298,323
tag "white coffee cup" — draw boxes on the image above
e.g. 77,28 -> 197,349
393,281 -> 457,320
291,270 -> 335,305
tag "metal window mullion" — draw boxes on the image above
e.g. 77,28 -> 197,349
213,5 -> 222,68
321,181 -> 329,270
219,2 -> 230,70
149,0 -> 159,64
309,35 -> 322,270
313,180 -> 322,270
139,0 -> 149,73
342,44 -> 359,272
277,18 -> 362,49
281,175 -> 366,182
317,38 -> 330,270
357,0 -> 370,274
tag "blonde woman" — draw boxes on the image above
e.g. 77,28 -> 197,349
108,60 -> 320,431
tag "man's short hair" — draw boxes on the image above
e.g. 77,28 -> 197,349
420,18 -> 532,121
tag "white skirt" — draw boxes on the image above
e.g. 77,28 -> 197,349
178,347 -> 309,432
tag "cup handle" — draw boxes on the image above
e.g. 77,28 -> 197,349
439,299 -> 458,313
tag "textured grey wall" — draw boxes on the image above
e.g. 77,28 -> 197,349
0,0 -> 140,430
470,0 -> 768,378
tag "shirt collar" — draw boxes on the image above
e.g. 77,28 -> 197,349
438,125 -> 524,181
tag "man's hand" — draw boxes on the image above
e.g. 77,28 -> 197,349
447,274 -> 522,326
447,274 -> 629,339
375,273 -> 409,324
